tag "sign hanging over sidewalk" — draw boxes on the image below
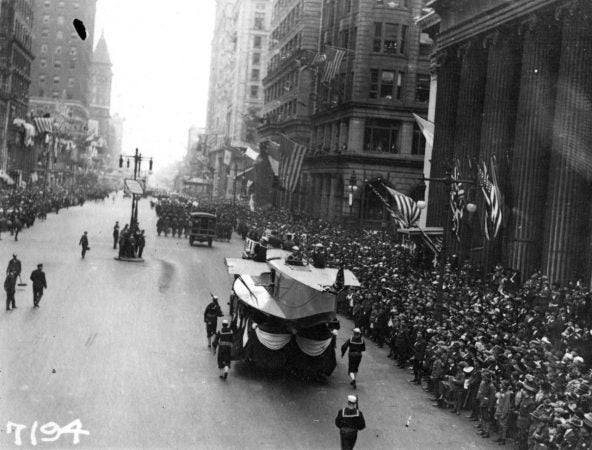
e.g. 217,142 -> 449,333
124,178 -> 144,195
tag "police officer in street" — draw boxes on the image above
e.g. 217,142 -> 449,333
335,394 -> 366,450
204,294 -> 224,347
7,254 -> 21,278
212,319 -> 233,380
341,328 -> 366,389
113,221 -> 120,249
5,270 -> 17,311
79,231 -> 90,259
30,263 -> 47,308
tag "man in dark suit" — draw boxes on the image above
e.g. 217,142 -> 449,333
30,264 -> 47,308
5,270 -> 17,310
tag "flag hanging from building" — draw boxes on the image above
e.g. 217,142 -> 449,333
412,113 -> 434,148
277,134 -> 308,193
381,183 -> 421,228
321,46 -> 346,84
477,157 -> 503,240
33,117 -> 53,134
367,183 -> 407,228
450,159 -> 465,240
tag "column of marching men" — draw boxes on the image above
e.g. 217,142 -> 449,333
152,193 -> 591,450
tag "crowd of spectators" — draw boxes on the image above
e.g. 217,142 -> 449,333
205,201 -> 591,450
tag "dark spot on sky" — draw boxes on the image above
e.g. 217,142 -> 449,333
73,19 -> 86,40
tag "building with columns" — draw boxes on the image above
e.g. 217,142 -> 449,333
424,0 -> 592,285
299,0 -> 430,226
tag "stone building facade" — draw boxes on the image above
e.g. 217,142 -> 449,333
424,0 -> 592,285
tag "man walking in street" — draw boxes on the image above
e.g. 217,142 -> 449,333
113,221 -> 120,249
5,270 -> 17,311
79,231 -> 90,259
204,294 -> 224,347
137,230 -> 146,258
335,395 -> 366,450
6,254 -> 21,278
341,328 -> 366,389
212,319 -> 233,380
30,263 -> 47,308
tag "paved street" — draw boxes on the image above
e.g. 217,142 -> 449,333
0,195 -> 497,449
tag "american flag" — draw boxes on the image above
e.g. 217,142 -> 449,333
321,47 -> 346,84
278,134 -> 308,193
450,159 -> 465,239
477,158 -> 502,240
382,183 -> 421,228
33,117 -> 54,134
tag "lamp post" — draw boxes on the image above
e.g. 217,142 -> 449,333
423,169 -> 476,319
118,148 -> 153,228
348,170 -> 358,217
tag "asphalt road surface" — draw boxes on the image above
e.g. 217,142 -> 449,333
0,194 -> 497,449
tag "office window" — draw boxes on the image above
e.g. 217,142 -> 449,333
364,119 -> 399,153
39,75 -> 46,84
54,60 -> 61,69
41,29 -> 49,38
373,23 -> 382,52
44,0 -> 50,6
69,59 -> 76,69
250,85 -> 259,98
400,25 -> 408,54
39,88 -> 45,96
52,90 -> 59,98
251,68 -> 260,81
55,46 -> 62,55
42,15 -> 50,24
41,44 -> 48,53
252,52 -> 260,65
70,47 -> 77,56
57,16 -> 64,25
40,59 -> 47,68
254,12 -> 265,30
380,70 -> 394,98
254,36 -> 262,49
396,72 -> 404,99
412,122 -> 426,155
415,74 -> 430,103
369,69 -> 378,99
419,32 -> 433,57
53,76 -> 60,85
68,78 -> 75,87
384,23 -> 398,54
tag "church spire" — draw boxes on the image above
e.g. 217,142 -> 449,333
93,30 -> 111,65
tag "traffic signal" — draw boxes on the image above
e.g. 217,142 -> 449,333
118,155 -> 123,168
149,158 -> 153,171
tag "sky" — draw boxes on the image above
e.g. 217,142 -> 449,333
94,0 -> 216,168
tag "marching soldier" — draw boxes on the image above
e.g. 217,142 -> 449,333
212,319 -> 233,380
79,231 -> 90,259
335,394 -> 366,450
204,294 -> 224,348
341,328 -> 366,389
6,254 -> 21,277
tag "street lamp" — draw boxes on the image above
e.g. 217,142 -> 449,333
348,170 -> 358,216
118,148 -> 154,228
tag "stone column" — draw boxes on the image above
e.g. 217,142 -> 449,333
478,30 -> 522,269
507,16 -> 560,279
449,41 -> 488,257
327,174 -> 338,221
542,4 -> 592,284
426,52 -> 460,227
320,175 -> 329,219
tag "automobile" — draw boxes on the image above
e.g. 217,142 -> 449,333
189,212 -> 217,247
262,228 -> 282,248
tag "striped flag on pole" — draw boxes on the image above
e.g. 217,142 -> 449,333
381,183 -> 421,228
450,159 -> 465,239
278,134 -> 308,193
477,158 -> 503,240
33,117 -> 53,134
321,46 -> 346,84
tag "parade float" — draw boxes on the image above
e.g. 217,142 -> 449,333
225,242 -> 359,378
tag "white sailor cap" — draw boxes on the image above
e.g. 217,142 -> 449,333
222,319 -> 229,325
353,328 -> 361,334
347,395 -> 357,403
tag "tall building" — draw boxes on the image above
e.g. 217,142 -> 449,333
28,0 -> 98,161
293,0 -> 431,224
88,30 -> 112,165
423,0 -> 592,285
205,0 -> 272,199
0,0 -> 35,172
